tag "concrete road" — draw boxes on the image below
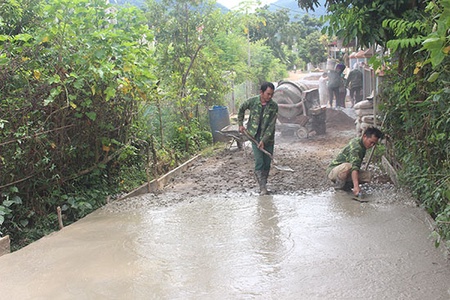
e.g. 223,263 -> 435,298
0,191 -> 449,299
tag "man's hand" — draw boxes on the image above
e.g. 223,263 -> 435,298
352,185 -> 361,196
351,170 -> 360,196
258,141 -> 265,149
239,125 -> 245,133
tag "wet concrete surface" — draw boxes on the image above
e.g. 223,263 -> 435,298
1,191 -> 449,299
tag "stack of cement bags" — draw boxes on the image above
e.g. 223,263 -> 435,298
354,100 -> 382,135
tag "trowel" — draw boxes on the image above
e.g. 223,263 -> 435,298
351,191 -> 368,203
242,130 -> 294,172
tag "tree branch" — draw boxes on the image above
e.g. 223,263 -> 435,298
0,124 -> 75,147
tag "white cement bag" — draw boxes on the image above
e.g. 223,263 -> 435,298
354,100 -> 373,109
355,108 -> 374,117
361,115 -> 382,125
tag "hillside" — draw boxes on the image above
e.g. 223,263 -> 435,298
268,0 -> 327,20
110,0 -> 229,12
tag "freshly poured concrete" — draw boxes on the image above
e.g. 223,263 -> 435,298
0,191 -> 449,299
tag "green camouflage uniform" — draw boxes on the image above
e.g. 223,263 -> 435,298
238,95 -> 278,145
238,95 -> 278,171
346,69 -> 363,104
326,136 -> 366,175
346,69 -> 363,90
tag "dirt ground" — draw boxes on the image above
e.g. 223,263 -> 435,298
162,107 -> 392,198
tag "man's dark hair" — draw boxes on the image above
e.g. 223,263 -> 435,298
364,127 -> 383,139
260,82 -> 275,92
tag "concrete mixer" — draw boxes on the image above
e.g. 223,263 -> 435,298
272,80 -> 326,138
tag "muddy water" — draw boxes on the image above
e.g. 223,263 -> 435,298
0,192 -> 449,299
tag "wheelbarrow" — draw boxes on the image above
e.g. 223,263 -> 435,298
217,125 -> 294,172
216,124 -> 247,149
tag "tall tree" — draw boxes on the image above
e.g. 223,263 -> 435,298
297,31 -> 327,66
249,7 -> 291,63
298,0 -> 425,48
248,7 -> 326,69
145,0 -> 231,105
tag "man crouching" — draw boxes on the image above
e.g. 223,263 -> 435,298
326,127 -> 384,196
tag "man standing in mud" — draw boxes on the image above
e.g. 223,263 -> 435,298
326,127 -> 383,196
238,82 -> 278,195
346,63 -> 364,107
327,63 -> 346,109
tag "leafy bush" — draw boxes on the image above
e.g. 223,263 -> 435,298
379,56 -> 450,246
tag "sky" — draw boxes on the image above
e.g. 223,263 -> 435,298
217,0 -> 277,10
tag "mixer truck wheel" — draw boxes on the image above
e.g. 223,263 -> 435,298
296,127 -> 309,139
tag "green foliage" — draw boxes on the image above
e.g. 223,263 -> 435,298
167,119 -> 212,156
9,214 -> 58,252
0,0 -> 43,35
418,0 -> 450,70
297,31 -> 327,66
435,202 -> 450,245
248,9 -> 326,68
59,186 -> 109,220
0,187 -> 23,235
0,0 -> 158,248
143,0 -> 233,153
380,57 -> 450,245
249,40 -> 288,84
317,0 -> 426,49
249,7 -> 291,63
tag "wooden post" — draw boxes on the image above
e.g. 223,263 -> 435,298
57,206 -> 64,230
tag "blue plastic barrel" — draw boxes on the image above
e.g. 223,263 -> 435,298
208,105 -> 230,143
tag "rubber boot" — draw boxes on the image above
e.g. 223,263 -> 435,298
259,170 -> 269,195
254,170 -> 265,195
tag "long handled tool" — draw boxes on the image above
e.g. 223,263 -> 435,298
242,130 -> 294,172
364,113 -> 387,171
354,114 -> 386,203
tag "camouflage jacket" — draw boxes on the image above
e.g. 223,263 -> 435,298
326,137 -> 366,174
346,69 -> 363,89
237,95 -> 278,145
